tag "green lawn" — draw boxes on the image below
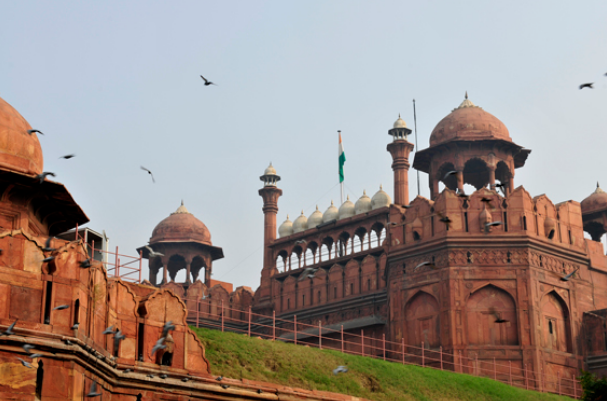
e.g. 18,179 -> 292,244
192,327 -> 572,401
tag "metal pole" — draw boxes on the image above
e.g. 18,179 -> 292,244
558,372 -> 561,395
509,360 -> 512,386
75,223 -> 79,241
401,338 -> 405,365
294,315 -> 297,345
440,346 -> 443,371
338,130 -> 344,205
382,334 -> 385,361
574,377 -> 577,398
540,367 -> 543,392
341,325 -> 344,353
91,240 -> 95,260
422,342 -> 425,368
475,354 -> 478,376
524,364 -> 528,390
272,310 -> 276,341
139,251 -> 143,283
459,350 -> 462,373
319,321 -> 322,350
494,357 -> 497,380
221,300 -> 224,332
248,306 -> 251,337
361,330 -> 364,357
196,299 -> 200,328
115,246 -> 119,277
413,99 -> 420,197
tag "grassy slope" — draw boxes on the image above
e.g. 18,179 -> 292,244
192,327 -> 570,401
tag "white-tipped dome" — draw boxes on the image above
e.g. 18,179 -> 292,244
308,205 -> 323,228
371,185 -> 392,210
323,200 -> 339,223
278,215 -> 293,237
338,195 -> 355,220
393,114 -> 407,129
355,190 -> 372,214
293,210 -> 308,233
264,162 -> 277,175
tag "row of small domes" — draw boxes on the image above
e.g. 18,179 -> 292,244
278,186 -> 392,237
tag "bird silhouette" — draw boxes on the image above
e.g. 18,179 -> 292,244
43,237 -> 56,252
579,83 -> 594,90
35,172 -> 55,184
71,323 -> 80,330
29,353 -> 43,359
556,268 -> 579,282
124,368 -> 132,373
151,337 -> 166,355
113,330 -> 126,351
161,321 -> 176,338
27,129 -> 44,135
159,374 -> 168,379
86,381 -> 102,397
200,75 -> 217,86
414,261 -> 436,271
145,246 -> 164,258
443,170 -> 458,180
140,166 -> 155,183
59,154 -> 75,160
484,221 -> 503,233
216,376 -> 224,381
102,326 -> 115,335
480,197 -> 493,204
147,374 -> 155,378
42,256 -> 55,263
221,384 -> 230,389
17,358 -> 33,368
22,344 -> 35,353
52,304 -> 69,311
333,365 -> 349,375
182,377 -> 190,382
489,307 -> 508,323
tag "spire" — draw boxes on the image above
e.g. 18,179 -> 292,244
465,91 -> 468,99
457,92 -> 476,109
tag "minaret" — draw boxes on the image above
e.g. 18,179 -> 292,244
257,163 -> 282,305
387,115 -> 415,206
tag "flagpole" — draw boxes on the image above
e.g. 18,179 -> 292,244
338,130 -> 344,204
413,99 -> 421,197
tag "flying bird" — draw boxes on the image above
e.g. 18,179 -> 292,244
200,75 -> 216,86
27,129 -> 44,135
414,261 -> 436,271
490,183 -> 505,189
161,321 -> 176,338
579,83 -> 594,90
71,323 -> 80,330
52,304 -> 69,311
489,307 -> 508,324
559,268 -> 579,282
22,344 -> 35,353
86,381 -> 102,397
43,237 -> 56,252
59,154 -> 75,160
439,215 -> 452,224
42,256 -> 55,263
2,319 -> 17,336
333,365 -> 349,375
145,246 -> 164,258
443,170 -> 458,180
113,330 -> 126,351
80,259 -> 91,268
480,197 -> 493,204
140,166 -> 155,183
35,172 -> 55,184
102,326 -> 115,335
484,221 -> 503,233
17,358 -> 33,368
29,353 -> 43,359
151,337 -> 166,355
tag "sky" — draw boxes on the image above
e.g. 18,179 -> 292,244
2,1 -> 607,289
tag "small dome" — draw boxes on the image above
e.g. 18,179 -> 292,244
278,215 -> 293,237
371,185 -> 392,210
264,163 -> 277,176
429,93 -> 511,147
393,114 -> 407,129
355,190 -> 372,214
581,183 -> 607,215
338,196 -> 355,220
0,95 -> 44,175
293,211 -> 308,233
151,201 -> 212,245
323,200 -> 339,223
308,206 -> 323,228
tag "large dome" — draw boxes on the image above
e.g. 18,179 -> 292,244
429,95 -> 511,147
581,185 -> 607,215
150,202 -> 212,245
0,96 -> 43,175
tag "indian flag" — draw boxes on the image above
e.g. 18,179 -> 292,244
338,131 -> 346,183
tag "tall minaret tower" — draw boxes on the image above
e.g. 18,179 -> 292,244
387,115 -> 415,206
257,163 -> 282,306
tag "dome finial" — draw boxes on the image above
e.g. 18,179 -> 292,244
465,91 -> 468,100
181,199 -> 184,206
598,181 -> 600,188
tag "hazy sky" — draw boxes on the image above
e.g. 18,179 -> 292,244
2,1 -> 607,289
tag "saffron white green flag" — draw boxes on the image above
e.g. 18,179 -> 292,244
338,132 -> 346,183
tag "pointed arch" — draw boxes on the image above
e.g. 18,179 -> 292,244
466,284 -> 518,346
541,291 -> 572,353
405,291 -> 440,348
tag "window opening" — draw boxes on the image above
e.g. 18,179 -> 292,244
43,281 -> 53,324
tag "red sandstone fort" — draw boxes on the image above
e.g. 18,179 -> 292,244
1,92 -> 607,399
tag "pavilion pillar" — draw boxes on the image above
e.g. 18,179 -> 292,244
185,258 -> 192,284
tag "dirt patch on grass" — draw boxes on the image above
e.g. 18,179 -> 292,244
363,374 -> 382,393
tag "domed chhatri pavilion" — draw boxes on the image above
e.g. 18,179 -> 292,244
255,94 -> 607,385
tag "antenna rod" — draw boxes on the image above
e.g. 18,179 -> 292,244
413,99 -> 420,196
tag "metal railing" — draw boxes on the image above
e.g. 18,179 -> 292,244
186,298 -> 581,399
